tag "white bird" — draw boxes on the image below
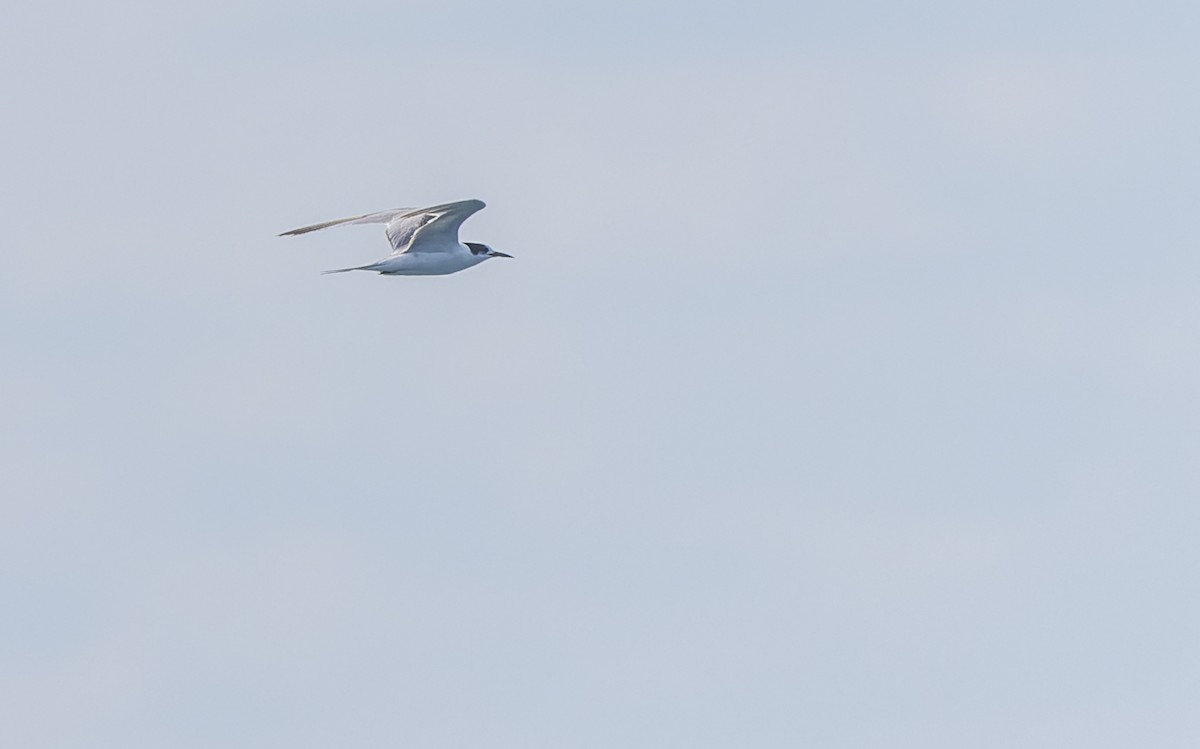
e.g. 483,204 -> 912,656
279,198 -> 512,276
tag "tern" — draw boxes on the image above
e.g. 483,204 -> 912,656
279,198 -> 511,275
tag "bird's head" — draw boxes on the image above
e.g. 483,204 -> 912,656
465,242 -> 513,260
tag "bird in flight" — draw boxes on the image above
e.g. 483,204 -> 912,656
279,198 -> 512,276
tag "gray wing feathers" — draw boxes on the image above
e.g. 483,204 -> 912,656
278,208 -> 414,237
395,199 -> 486,254
385,211 -> 439,253
278,198 -> 486,254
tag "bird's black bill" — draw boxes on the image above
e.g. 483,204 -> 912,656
490,251 -> 514,258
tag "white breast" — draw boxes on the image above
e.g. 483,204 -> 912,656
374,245 -> 485,275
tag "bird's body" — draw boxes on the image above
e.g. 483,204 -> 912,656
279,198 -> 511,276
323,244 -> 490,276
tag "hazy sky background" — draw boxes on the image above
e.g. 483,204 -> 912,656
2,1 -> 1198,747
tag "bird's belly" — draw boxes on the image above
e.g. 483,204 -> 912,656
377,253 -> 476,276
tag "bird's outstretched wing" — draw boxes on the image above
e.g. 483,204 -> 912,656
277,207 -> 414,237
278,199 -> 486,255
389,199 -> 486,254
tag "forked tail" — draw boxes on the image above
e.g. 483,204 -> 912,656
321,265 -> 372,275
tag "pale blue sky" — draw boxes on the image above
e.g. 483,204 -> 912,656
2,1 -> 1198,747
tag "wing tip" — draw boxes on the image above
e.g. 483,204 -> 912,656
278,212 -> 381,237
278,225 -> 318,237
